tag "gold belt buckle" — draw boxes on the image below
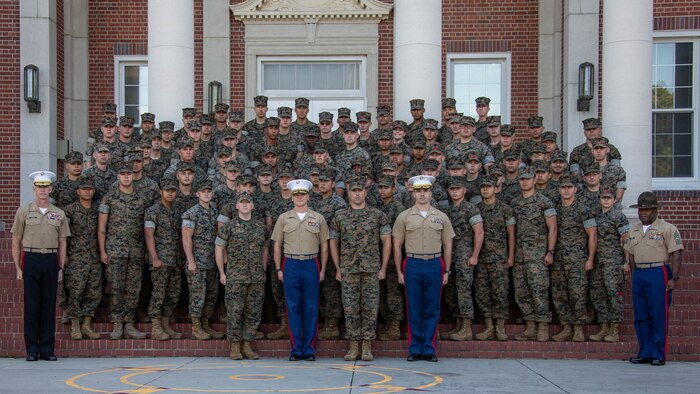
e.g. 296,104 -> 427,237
41,248 -> 48,253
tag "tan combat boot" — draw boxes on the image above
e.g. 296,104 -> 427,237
162,316 -> 182,339
514,321 -> 537,341
191,317 -> 212,340
449,318 -> 473,341
536,322 -> 549,342
475,318 -> 495,341
229,341 -> 242,360
361,340 -> 374,361
81,317 -> 101,340
344,340 -> 360,361
377,320 -> 400,341
267,316 -> 290,340
124,322 -> 148,339
604,322 -> 620,342
317,317 -> 340,340
495,319 -> 508,341
572,325 -> 585,342
442,317 -> 462,339
589,322 -> 610,342
202,318 -> 225,339
70,318 -> 83,340
151,318 -> 170,341
241,341 -> 259,360
110,322 -> 123,340
552,324 -> 573,342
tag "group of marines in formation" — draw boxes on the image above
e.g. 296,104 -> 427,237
52,94 -> 629,361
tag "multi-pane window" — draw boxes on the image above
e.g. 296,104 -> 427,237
259,58 -> 365,97
115,57 -> 148,127
652,42 -> 694,178
447,54 -> 511,122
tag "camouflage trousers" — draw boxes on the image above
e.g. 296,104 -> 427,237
474,261 -> 510,320
187,269 -> 219,318
320,263 -> 343,320
63,260 -> 103,319
443,260 -> 475,319
551,265 -> 588,325
225,282 -> 265,342
379,263 -> 404,321
512,261 -> 552,323
107,255 -> 144,323
270,263 -> 286,317
589,259 -> 625,323
341,272 -> 380,340
148,266 -> 182,318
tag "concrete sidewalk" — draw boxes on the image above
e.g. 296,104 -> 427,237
0,356 -> 697,393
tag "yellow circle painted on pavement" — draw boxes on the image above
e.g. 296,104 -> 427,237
229,374 -> 285,381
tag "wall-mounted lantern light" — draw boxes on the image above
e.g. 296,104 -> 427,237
24,64 -> 41,113
577,62 -> 594,112
208,80 -> 222,114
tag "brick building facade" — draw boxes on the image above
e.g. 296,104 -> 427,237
1,0 -> 698,359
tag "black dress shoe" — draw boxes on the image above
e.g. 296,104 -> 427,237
651,359 -> 666,366
26,353 -> 39,362
289,354 -> 302,361
407,353 -> 421,362
303,355 -> 316,362
628,356 -> 652,364
424,354 -> 438,362
40,353 -> 58,361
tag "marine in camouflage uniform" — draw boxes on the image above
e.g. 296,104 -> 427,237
216,192 -> 269,359
475,175 -> 515,340
50,151 -> 84,208
330,178 -> 391,361
443,176 -> 483,341
509,166 -> 557,341
144,179 -> 183,340
244,96 -> 271,141
406,99 -> 427,145
473,97 -> 492,144
334,122 -> 372,183
83,143 -> 117,202
290,97 -> 318,136
182,180 -> 224,340
551,175 -> 597,342
98,161 -> 150,339
63,176 -> 103,340
311,169 -> 348,339
569,117 -> 622,174
589,186 -> 630,342
375,176 -> 405,339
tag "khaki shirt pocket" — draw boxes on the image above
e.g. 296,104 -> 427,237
25,216 -> 42,226
283,222 -> 298,233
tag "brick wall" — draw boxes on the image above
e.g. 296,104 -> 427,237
0,1 -> 20,225
57,0 -> 64,142
442,0 -> 539,135
194,0 -> 203,110
654,0 -> 700,30
87,0 -> 148,129
229,0 -> 246,110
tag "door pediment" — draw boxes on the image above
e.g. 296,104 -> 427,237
231,0 -> 392,22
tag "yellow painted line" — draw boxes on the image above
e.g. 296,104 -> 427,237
229,374 -> 285,381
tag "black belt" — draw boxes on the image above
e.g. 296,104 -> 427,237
23,247 -> 58,254
284,254 -> 317,261
407,253 -> 442,260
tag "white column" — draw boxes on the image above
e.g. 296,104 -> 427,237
562,0 -> 599,153
64,0 -> 89,153
148,0 -> 194,127
538,0 -> 563,132
203,0 -> 230,112
393,0 -> 442,122
602,0 -> 653,213
20,0 -> 57,204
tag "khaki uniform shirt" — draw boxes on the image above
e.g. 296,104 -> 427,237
392,205 -> 455,255
271,209 -> 330,255
11,202 -> 71,248
624,218 -> 683,263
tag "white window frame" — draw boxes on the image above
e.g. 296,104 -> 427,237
446,53 -> 512,124
651,32 -> 700,190
256,56 -> 366,99
113,55 -> 148,127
